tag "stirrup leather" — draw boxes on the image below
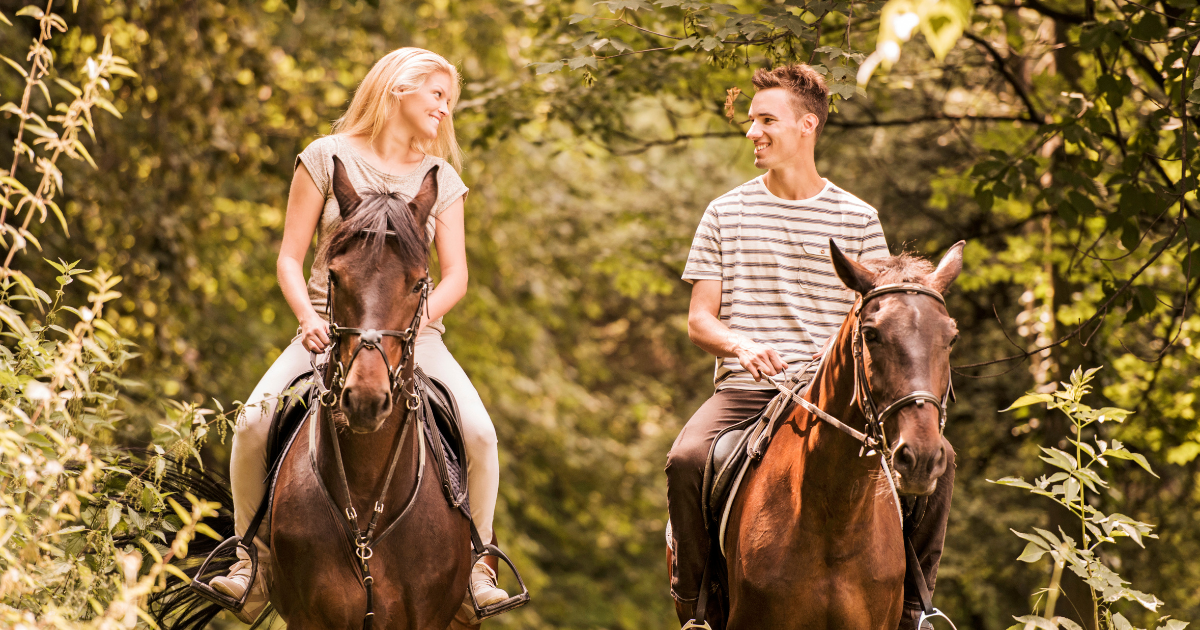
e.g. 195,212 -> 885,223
189,536 -> 258,612
468,544 -> 530,620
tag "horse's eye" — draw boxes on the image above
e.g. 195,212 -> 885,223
949,334 -> 959,347
412,280 -> 424,294
863,327 -> 880,343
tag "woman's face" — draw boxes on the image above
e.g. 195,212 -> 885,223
397,71 -> 452,141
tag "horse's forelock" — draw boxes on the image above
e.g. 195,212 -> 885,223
323,192 -> 429,271
859,253 -> 937,289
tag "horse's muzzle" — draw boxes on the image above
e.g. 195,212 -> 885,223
890,438 -> 947,496
340,380 -> 393,433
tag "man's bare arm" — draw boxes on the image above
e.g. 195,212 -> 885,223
687,279 -> 788,381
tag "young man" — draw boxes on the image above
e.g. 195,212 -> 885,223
666,64 -> 953,629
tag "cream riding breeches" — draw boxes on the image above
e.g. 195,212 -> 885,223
229,328 -> 500,563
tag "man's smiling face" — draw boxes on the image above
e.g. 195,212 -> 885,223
746,87 -> 812,170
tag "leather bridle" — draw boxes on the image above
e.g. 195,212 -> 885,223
850,282 -> 954,458
313,243 -> 431,411
773,282 -> 955,461
308,229 -> 432,630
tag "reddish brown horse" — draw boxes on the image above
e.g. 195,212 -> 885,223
678,241 -> 963,630
268,159 -> 473,629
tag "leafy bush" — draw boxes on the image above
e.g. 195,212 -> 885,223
996,367 -> 1189,630
0,5 -> 225,628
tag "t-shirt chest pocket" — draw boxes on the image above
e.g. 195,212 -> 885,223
798,240 -> 853,296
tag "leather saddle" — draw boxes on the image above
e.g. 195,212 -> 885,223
700,374 -> 813,557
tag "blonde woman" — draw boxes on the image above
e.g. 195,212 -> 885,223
211,47 -> 506,622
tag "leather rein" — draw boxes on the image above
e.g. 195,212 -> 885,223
309,230 -> 432,630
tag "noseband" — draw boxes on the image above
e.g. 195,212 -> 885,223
314,254 -> 431,410
850,283 -> 954,458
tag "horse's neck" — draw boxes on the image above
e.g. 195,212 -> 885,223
794,317 -> 881,513
317,406 -> 417,518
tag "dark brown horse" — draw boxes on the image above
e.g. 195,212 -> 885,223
268,159 -> 473,629
678,241 -> 963,630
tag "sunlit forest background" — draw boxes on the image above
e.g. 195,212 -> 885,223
2,0 -> 1199,628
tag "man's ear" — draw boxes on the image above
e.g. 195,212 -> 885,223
331,156 -> 363,219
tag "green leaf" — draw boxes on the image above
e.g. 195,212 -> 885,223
1104,448 -> 1159,477
1002,393 -> 1052,411
1113,613 -> 1135,630
573,32 -> 598,50
674,36 -> 699,50
1040,447 -> 1078,472
1013,616 -> 1059,630
15,5 -> 44,18
1159,621 -> 1189,630
0,54 -> 29,78
567,56 -> 599,70
569,13 -> 591,24
106,502 -> 122,531
991,476 -> 1035,490
533,62 -> 565,74
1056,618 -> 1084,630
1017,541 -> 1048,563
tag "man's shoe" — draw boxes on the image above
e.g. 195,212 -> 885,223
899,608 -> 935,630
210,558 -> 268,624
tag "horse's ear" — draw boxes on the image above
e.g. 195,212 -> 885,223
927,240 -> 965,294
829,238 -> 875,295
408,165 -> 439,228
331,155 -> 363,219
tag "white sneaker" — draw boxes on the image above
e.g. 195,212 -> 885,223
470,558 -> 509,608
210,557 -> 268,624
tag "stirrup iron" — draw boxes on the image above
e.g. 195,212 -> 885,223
189,536 -> 259,612
468,544 -> 531,620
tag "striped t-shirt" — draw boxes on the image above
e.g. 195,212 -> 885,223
683,176 -> 889,391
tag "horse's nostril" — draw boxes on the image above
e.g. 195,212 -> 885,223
340,387 -> 354,411
895,443 -> 917,473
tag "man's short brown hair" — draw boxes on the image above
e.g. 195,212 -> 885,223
751,64 -> 829,137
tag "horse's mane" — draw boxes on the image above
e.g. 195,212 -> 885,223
322,191 -> 429,269
859,252 -> 936,288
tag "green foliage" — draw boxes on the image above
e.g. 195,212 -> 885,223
997,367 -> 1187,629
0,4 -> 224,627
1,0 -> 1198,628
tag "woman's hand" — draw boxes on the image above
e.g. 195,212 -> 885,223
299,314 -> 331,353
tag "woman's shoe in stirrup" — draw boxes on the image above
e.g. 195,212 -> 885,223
210,558 -> 268,624
470,558 -> 509,607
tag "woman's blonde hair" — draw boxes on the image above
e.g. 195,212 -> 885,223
332,48 -> 463,171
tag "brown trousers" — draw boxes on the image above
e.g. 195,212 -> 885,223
665,387 -> 954,612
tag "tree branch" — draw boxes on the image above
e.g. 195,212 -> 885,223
964,32 -> 1043,121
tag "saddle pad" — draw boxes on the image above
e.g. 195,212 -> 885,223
415,367 -> 471,516
266,370 -> 317,476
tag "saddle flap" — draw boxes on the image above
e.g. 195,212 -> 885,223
414,367 -> 471,513
702,410 -> 765,528
266,370 -> 317,475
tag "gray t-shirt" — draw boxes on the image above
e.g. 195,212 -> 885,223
295,134 -> 468,333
